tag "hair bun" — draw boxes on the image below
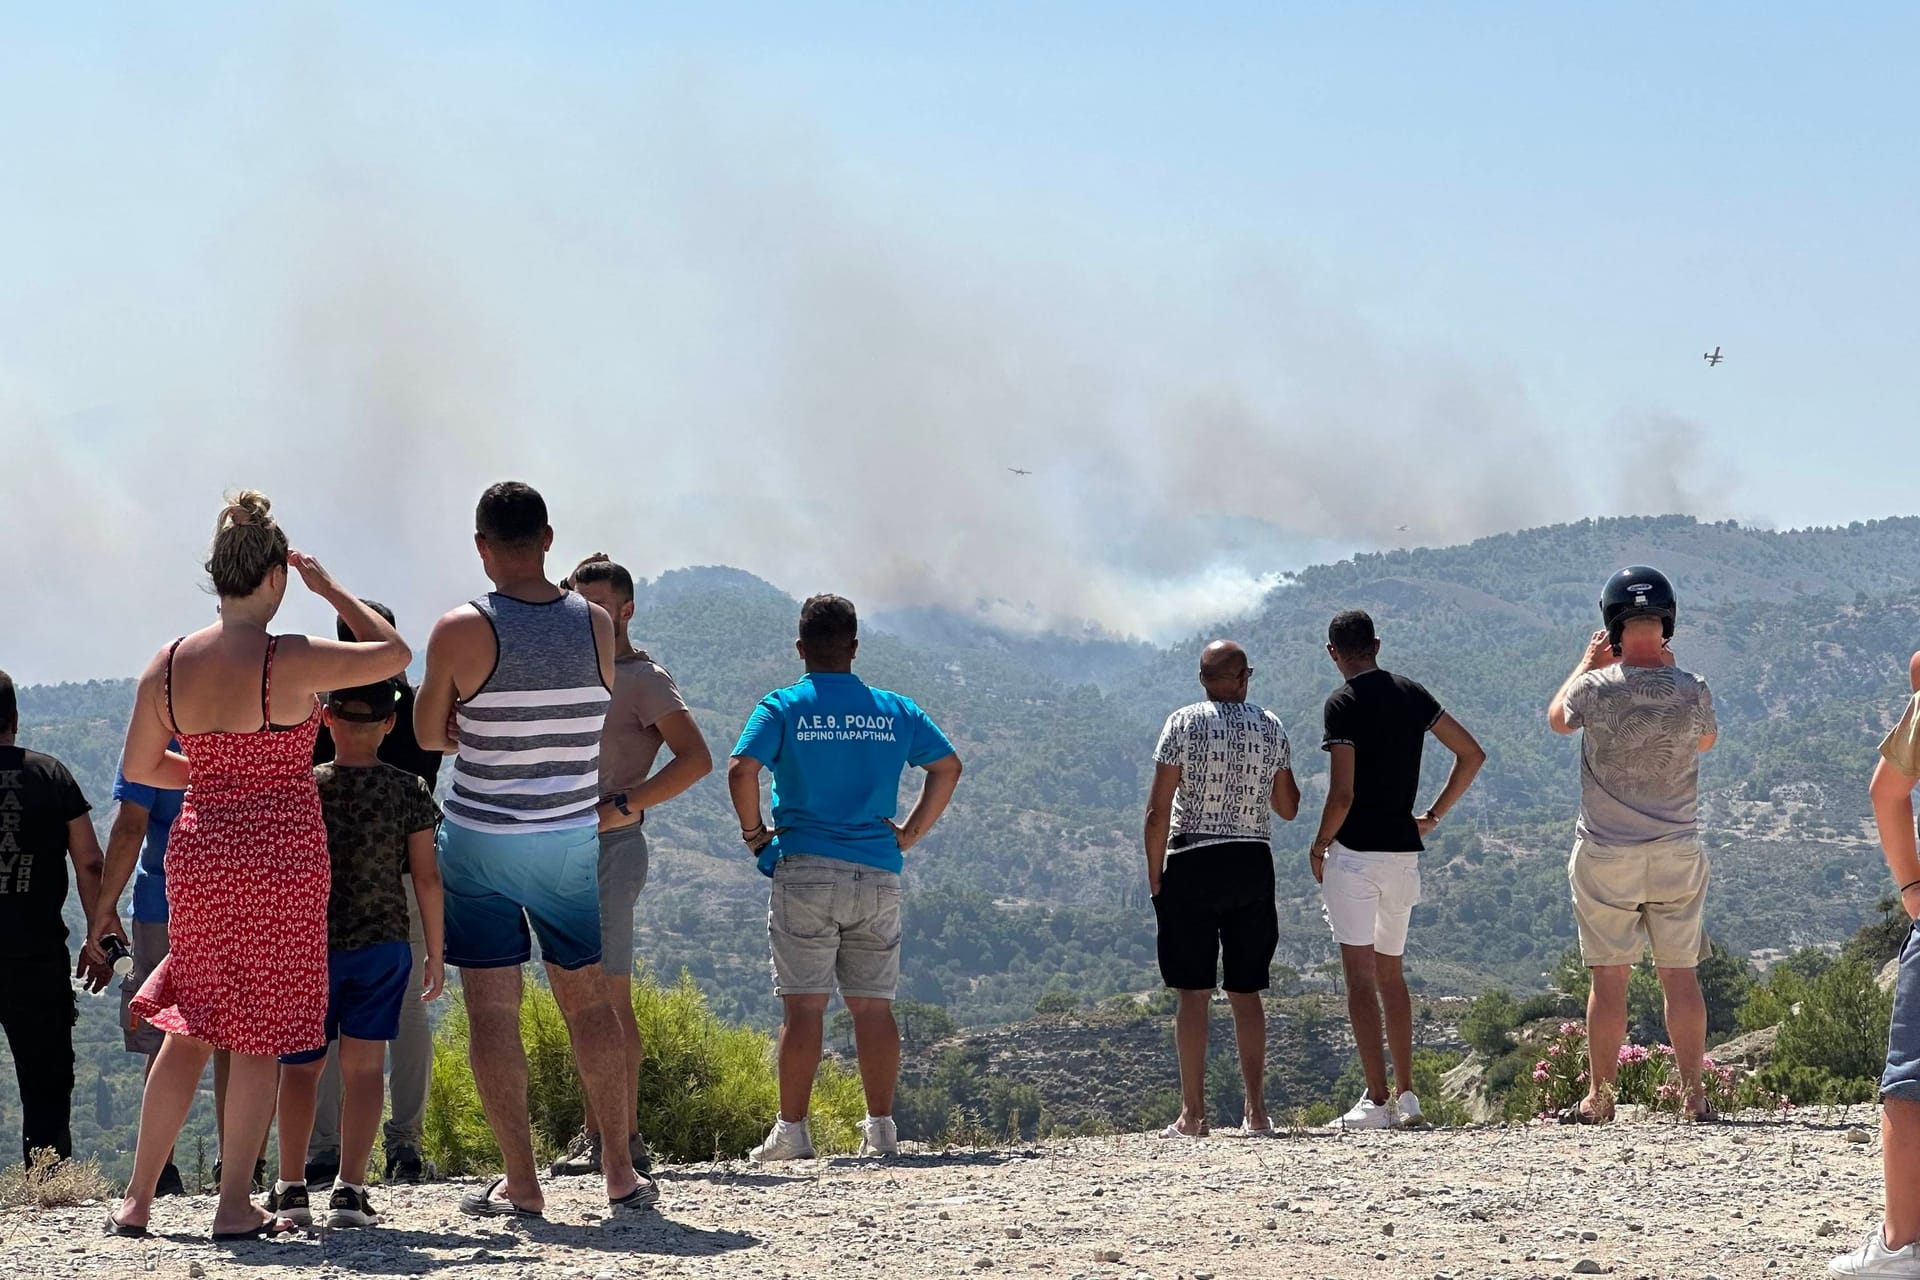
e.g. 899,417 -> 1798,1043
216,489 -> 275,535
207,488 -> 290,597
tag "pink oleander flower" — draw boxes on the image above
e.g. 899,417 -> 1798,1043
1560,1022 -> 1583,1036
1533,1064 -> 1550,1081
1618,1045 -> 1650,1064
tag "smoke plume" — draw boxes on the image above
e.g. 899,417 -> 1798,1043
0,21 -> 1722,681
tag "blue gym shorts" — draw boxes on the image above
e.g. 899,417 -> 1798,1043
437,820 -> 604,971
1885,924 -> 1920,1102
280,941 -> 414,1065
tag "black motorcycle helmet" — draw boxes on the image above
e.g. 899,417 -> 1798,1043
1600,565 -> 1677,650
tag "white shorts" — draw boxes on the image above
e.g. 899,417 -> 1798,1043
1321,845 -> 1422,957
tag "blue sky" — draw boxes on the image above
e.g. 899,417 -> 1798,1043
2,5 -> 1915,680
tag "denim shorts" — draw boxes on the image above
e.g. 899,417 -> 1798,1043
1884,925 -> 1920,1101
767,854 -> 902,1000
438,820 -> 604,971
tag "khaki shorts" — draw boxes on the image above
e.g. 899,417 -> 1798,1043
768,855 -> 902,1001
1567,836 -> 1710,968
119,918 -> 170,1055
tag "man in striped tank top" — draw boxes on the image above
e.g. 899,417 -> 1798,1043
415,482 -> 653,1216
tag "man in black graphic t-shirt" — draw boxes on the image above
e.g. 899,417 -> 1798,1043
1307,613 -> 1484,1132
0,668 -> 113,1165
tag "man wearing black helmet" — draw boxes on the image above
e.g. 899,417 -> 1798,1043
1548,566 -> 1718,1124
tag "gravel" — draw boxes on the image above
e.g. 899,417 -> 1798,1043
8,1111 -> 1885,1279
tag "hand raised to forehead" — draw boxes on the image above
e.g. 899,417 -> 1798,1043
288,550 -> 340,597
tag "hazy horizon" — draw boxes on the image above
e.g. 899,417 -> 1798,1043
13,508 -> 1920,689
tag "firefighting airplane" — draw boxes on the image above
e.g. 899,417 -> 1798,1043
1007,468 -> 1033,476
1703,346 -> 1723,367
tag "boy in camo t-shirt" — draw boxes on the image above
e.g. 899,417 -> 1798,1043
271,680 -> 445,1230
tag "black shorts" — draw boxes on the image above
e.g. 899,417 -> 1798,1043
1152,840 -> 1279,993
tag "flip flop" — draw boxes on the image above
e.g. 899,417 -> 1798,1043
1159,1122 -> 1206,1140
459,1175 -> 545,1219
1239,1121 -> 1279,1138
103,1210 -> 149,1238
211,1215 -> 301,1242
1556,1102 -> 1612,1126
1685,1106 -> 1724,1124
609,1172 -> 660,1212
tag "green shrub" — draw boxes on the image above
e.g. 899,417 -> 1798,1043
1461,989 -> 1521,1056
1751,1062 -> 1877,1107
1772,958 -> 1893,1086
1737,965 -> 1808,1034
1516,991 -> 1579,1024
1842,896 -> 1909,970
424,970 -> 868,1174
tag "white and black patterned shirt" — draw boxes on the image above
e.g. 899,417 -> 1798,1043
1152,700 -> 1293,854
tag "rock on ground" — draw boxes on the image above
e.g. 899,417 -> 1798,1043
5,1111 -> 1886,1279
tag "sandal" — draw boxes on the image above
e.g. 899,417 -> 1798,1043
1159,1122 -> 1206,1140
1556,1101 -> 1613,1125
104,1210 -> 149,1239
459,1175 -> 545,1219
211,1214 -> 301,1242
609,1172 -> 660,1213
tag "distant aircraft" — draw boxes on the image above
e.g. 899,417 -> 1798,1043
1007,467 -> 1032,476
1703,346 -> 1723,367
1396,524 -> 1409,533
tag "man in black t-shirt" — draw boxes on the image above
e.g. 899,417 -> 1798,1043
1307,613 -> 1485,1131
0,668 -> 113,1165
308,602 -> 443,1186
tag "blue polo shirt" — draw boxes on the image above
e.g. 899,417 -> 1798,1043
113,749 -> 185,925
732,673 -> 955,876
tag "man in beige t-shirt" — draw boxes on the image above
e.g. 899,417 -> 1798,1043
549,555 -> 713,1177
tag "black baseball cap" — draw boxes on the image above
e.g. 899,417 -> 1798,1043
327,678 -> 402,723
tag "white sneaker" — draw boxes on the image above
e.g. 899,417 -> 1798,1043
1394,1091 -> 1426,1128
748,1117 -> 816,1163
1330,1096 -> 1394,1131
858,1115 -> 899,1157
1831,1227 -> 1920,1276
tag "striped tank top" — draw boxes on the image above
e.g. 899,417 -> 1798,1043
444,591 -> 611,833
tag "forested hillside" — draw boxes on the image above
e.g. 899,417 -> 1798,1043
10,514 -> 1920,1170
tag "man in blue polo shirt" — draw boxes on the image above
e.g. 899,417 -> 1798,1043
101,745 -> 187,1196
728,594 -> 962,1162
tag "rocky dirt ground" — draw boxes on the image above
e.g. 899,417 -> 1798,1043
0,1110 -> 1889,1279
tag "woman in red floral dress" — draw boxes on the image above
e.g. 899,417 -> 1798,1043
97,492 -> 410,1241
